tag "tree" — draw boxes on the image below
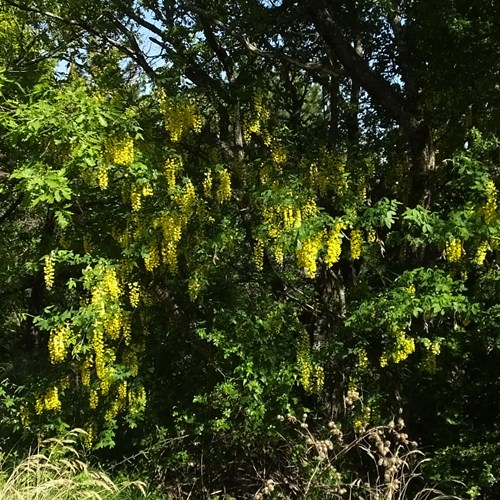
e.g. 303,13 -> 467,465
1,0 -> 500,497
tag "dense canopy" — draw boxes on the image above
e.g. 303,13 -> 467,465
0,0 -> 499,498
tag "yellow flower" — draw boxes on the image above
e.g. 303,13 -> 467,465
144,244 -> 160,272
130,185 -> 142,211
254,240 -> 264,271
325,222 -> 345,267
97,166 -> 109,190
350,229 -> 363,260
446,238 -> 462,263
483,180 -> 497,223
297,233 -> 322,278
44,254 -> 55,289
89,390 -> 99,409
216,169 -> 231,203
203,170 -> 213,198
129,282 -> 140,308
188,273 -> 201,301
106,137 -> 134,166
43,387 -> 61,412
48,324 -> 71,364
474,241 -> 488,265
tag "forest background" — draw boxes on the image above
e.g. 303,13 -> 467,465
0,0 -> 499,498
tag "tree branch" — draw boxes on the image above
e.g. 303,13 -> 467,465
184,2 -> 342,78
308,0 -> 413,130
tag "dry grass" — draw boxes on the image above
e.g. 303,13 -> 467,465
0,429 -> 147,500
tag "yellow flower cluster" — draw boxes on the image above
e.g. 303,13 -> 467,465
297,233 -> 322,278
104,400 -> 121,421
130,185 -> 142,211
121,315 -> 132,345
117,381 -> 127,403
89,390 -> 99,409
254,239 -> 264,271
103,269 -> 121,300
20,405 -> 30,427
270,141 -> 287,165
84,425 -> 96,449
483,180 -> 497,223
203,170 -> 213,198
216,169 -> 232,203
84,265 -> 132,399
325,222 -> 346,267
357,177 -> 367,202
156,211 -> 185,272
129,385 -> 147,416
297,330 -> 324,394
144,243 -> 160,272
35,387 -> 61,414
446,238 -> 462,263
262,206 -> 300,238
106,137 -> 134,166
302,198 -> 318,218
44,254 -> 55,289
353,406 -> 372,433
380,330 -> 415,367
158,90 -> 202,142
97,166 -> 109,190
164,156 -> 183,189
92,328 -> 105,380
179,179 -> 197,214
188,272 -> 201,301
429,340 -> 441,355
129,282 -> 140,308
474,241 -> 488,265
272,243 -> 284,265
81,357 -> 92,387
48,324 -> 71,364
243,117 -> 260,143
142,184 -> 153,198
104,311 -> 122,340
243,91 -> 270,142
350,229 -> 363,260
122,347 -> 139,377
358,349 -> 369,369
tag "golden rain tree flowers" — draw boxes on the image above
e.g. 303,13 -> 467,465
35,387 -> 61,414
106,136 -> 134,166
158,90 -> 202,142
253,239 -> 264,271
44,254 -> 55,289
130,184 -> 142,211
446,238 -> 463,263
97,164 -> 109,190
188,272 -> 202,301
164,156 -> 183,189
325,221 -> 346,267
296,329 -> 324,394
48,324 -> 71,364
203,170 -> 213,198
128,281 -> 140,308
474,241 -> 489,265
297,232 -> 323,278
350,228 -> 363,260
216,168 -> 231,203
380,330 -> 416,367
483,179 -> 498,223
